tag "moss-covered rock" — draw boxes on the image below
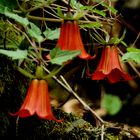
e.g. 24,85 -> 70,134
0,55 -> 139,139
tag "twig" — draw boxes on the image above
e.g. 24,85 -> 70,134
16,116 -> 19,136
27,15 -> 108,24
42,65 -> 104,124
101,124 -> 105,140
131,32 -> 140,48
27,15 -> 63,22
60,75 -> 104,124
127,61 -> 140,78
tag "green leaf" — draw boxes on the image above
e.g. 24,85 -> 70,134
101,2 -> 117,15
0,6 -> 29,26
56,7 -> 65,19
0,0 -> 17,9
127,47 -> 140,52
18,67 -> 35,79
121,49 -> 140,64
80,22 -> 102,29
73,11 -> 86,20
47,0 -> 57,5
0,49 -> 27,60
93,9 -> 106,17
109,37 -> 120,44
32,0 -> 44,5
101,94 -> 122,115
79,6 -> 106,17
50,47 -> 80,65
43,28 -> 60,40
109,29 -> 126,45
0,44 -> 18,49
79,5 -> 93,10
70,0 -> 83,8
26,23 -> 44,42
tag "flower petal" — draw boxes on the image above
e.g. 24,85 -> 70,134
36,80 -> 62,122
57,20 -> 91,60
10,79 -> 39,117
91,46 -> 132,83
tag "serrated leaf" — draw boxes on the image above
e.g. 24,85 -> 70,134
0,6 -> 29,26
0,49 -> 27,60
50,47 -> 80,65
121,51 -> 140,64
101,94 -> 122,115
26,23 -> 44,42
43,28 -> 60,40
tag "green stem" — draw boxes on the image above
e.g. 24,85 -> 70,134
27,15 -> 63,22
18,67 -> 35,79
35,65 -> 44,79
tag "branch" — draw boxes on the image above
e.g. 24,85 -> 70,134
42,65 -> 104,124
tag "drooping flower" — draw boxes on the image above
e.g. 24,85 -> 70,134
56,20 -> 91,59
91,46 -> 132,83
10,79 -> 62,122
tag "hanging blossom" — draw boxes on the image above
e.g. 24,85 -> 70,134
10,79 -> 62,122
91,46 -> 132,83
56,20 -> 92,60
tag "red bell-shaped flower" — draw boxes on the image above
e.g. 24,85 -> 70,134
91,46 -> 132,83
56,20 -> 91,59
10,79 -> 62,122
36,80 -> 61,122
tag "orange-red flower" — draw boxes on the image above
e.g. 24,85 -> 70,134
10,79 -> 62,122
91,46 -> 132,83
56,20 -> 91,59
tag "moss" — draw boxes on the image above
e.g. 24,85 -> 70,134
0,55 -> 138,139
0,113 -> 10,136
0,55 -> 29,136
0,55 -> 99,139
14,109 -> 101,139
